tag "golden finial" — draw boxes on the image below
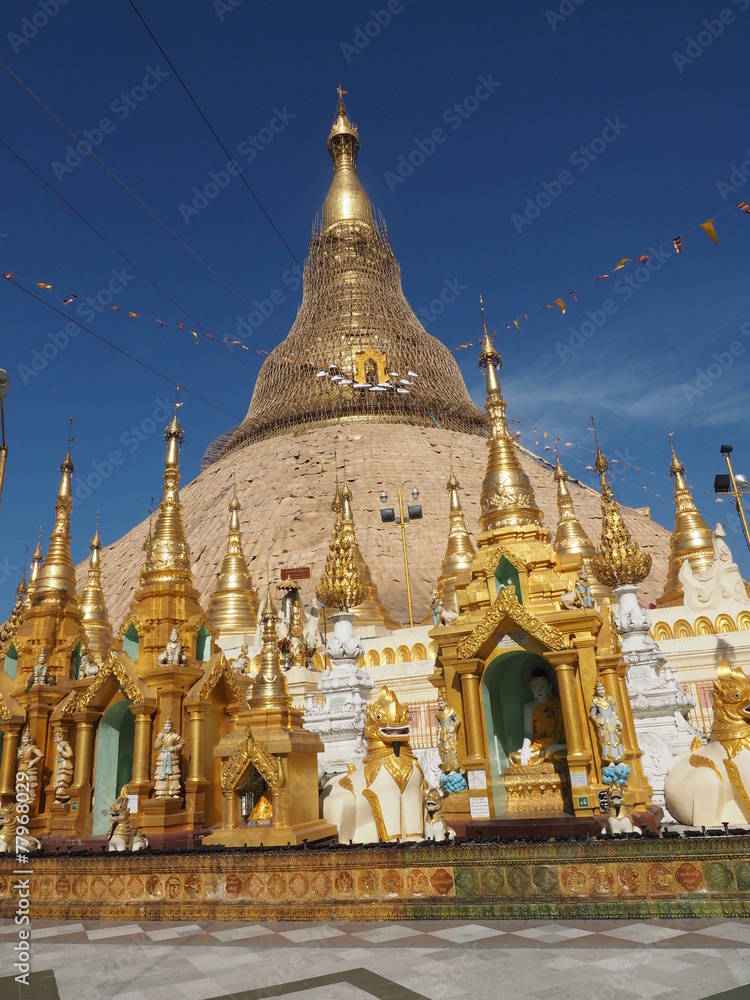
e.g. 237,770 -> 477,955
591,424 -> 651,588
248,586 -> 290,709
477,303 -> 542,531
435,467 -> 475,613
80,516 -> 114,664
32,437 -> 78,603
657,433 -> 714,606
324,86 -> 372,227
208,481 -> 259,634
552,439 -> 596,564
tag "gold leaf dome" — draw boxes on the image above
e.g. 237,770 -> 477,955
213,90 -> 486,458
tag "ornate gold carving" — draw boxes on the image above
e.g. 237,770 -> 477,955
361,788 -> 388,841
197,655 -> 244,704
480,544 -> 526,577
0,694 -> 12,722
338,776 -> 355,797
456,586 -> 566,659
711,659 -> 750,759
503,760 -> 571,813
689,753 -> 723,782
118,612 -> 146,642
220,728 -> 282,794
316,478 -> 365,611
353,346 -> 387,385
724,758 -> 750,820
60,653 -> 144,717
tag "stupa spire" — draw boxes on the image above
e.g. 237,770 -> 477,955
552,444 -> 596,564
317,476 -> 365,612
657,437 -> 714,606
248,587 -> 290,709
477,301 -> 543,531
80,516 -> 115,664
140,400 -> 193,586
208,484 -> 260,634
435,468 -> 475,612
33,427 -> 77,604
591,420 -> 651,588
323,85 -> 373,229
26,528 -> 44,601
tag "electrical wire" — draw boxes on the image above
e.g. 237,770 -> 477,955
127,0 -> 301,269
0,57 -> 288,340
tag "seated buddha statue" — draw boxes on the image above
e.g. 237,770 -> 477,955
508,668 -> 567,767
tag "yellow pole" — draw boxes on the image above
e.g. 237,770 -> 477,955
0,394 -> 7,510
397,487 -> 414,628
725,452 -> 750,555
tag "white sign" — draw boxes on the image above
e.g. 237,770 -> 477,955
467,769 -> 487,790
569,771 -> 587,788
469,796 -> 491,819
128,794 -> 139,813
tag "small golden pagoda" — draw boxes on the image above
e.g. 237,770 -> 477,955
207,485 -> 260,637
25,530 -> 44,603
430,328 -> 652,827
317,477 -> 366,613
204,588 -> 336,847
79,519 -> 115,666
434,469 -> 476,616
656,440 -> 714,607
591,426 -> 652,589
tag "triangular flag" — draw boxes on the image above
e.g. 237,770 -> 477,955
128,311 -> 138,319
700,219 -> 718,244
673,237 -> 682,254
613,258 -> 630,271
555,298 -> 566,314
514,319 -> 520,329
738,201 -> 750,215
37,282 -> 52,290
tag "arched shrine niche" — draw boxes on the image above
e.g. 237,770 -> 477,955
91,700 -> 134,835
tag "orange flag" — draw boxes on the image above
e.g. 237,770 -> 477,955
613,258 -> 630,271
37,282 -> 52,290
700,219 -> 718,244
555,298 -> 566,314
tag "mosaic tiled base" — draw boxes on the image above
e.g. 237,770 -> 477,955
2,836 -> 750,921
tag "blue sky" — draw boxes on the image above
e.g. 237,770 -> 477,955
1,0 -> 750,612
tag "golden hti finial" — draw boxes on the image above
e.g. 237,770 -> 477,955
552,437 -> 596,564
590,419 -> 651,588
477,300 -> 542,532
316,474 -> 365,612
32,432 -> 78,604
657,433 -> 714,606
248,586 -> 290,709
26,527 -> 44,602
207,480 -> 260,634
80,516 -> 115,665
324,85 -> 373,228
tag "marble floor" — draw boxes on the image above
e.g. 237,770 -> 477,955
2,917 -> 750,1000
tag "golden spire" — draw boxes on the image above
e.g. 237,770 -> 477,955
140,401 -> 193,586
552,445 -> 596,563
33,432 -> 78,604
316,475 -> 366,612
80,517 -> 115,664
248,587 -> 290,709
208,485 -> 260,634
477,302 -> 543,531
591,420 -> 651,588
0,564 -> 27,653
26,528 -> 44,601
657,438 -> 715,606
323,86 -> 374,229
436,469 -> 476,611
342,475 -> 399,628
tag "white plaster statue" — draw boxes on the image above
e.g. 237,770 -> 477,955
508,670 -> 567,767
157,627 -> 187,667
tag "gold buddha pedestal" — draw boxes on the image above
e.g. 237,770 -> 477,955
503,760 -> 572,814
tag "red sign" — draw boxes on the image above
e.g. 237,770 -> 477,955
280,566 -> 311,582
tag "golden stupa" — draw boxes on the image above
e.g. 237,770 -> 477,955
69,91 -> 672,631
